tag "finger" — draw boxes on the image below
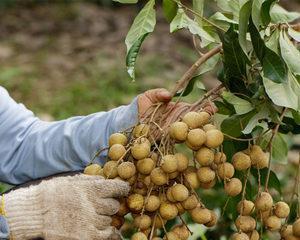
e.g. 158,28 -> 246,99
96,227 -> 121,240
93,215 -> 112,230
93,198 -> 120,216
92,179 -> 130,198
144,88 -> 172,103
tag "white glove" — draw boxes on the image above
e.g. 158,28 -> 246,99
3,174 -> 130,240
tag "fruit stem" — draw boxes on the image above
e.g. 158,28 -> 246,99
178,214 -> 193,235
264,107 -> 287,191
240,168 -> 251,216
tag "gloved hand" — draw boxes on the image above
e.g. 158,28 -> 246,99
3,174 -> 130,240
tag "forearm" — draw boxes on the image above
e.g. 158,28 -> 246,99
0,86 -> 138,184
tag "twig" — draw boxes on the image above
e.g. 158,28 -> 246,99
178,214 -> 193,235
264,107 -> 287,191
170,45 -> 222,97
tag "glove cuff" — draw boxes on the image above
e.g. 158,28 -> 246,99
4,186 -> 44,239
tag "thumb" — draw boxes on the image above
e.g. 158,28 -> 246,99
144,88 -> 172,103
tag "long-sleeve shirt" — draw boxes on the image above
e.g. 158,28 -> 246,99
0,86 -> 138,239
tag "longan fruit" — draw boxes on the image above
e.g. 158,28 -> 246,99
265,215 -> 282,231
175,153 -> 189,172
182,111 -> 209,129
231,232 -> 250,240
128,174 -> 137,186
145,195 -> 160,212
184,171 -> 200,189
205,210 -> 217,227
103,161 -> 118,178
133,124 -> 150,138
169,122 -> 189,142
185,141 -> 200,151
249,145 -> 269,169
133,215 -> 152,230
152,216 -> 166,228
214,152 -> 227,164
224,178 -> 242,197
108,144 -> 126,160
274,201 -> 290,218
203,124 -> 217,132
182,194 -> 198,210
166,187 -> 176,202
159,202 -> 178,220
293,219 -> 300,237
186,128 -> 206,148
150,152 -> 159,163
255,192 -> 273,211
247,230 -> 259,240
142,228 -> 151,237
161,155 -> 178,173
197,167 -> 216,183
190,207 -> 212,224
205,129 -> 224,148
235,215 -> 256,232
117,199 -> 129,216
196,147 -> 214,166
131,138 -> 151,160
163,232 -> 180,240
137,158 -> 155,175
258,209 -> 272,223
117,162 -> 136,179
171,224 -> 190,240
237,200 -> 255,216
109,132 -> 127,147
217,162 -> 235,179
199,179 -> 216,189
172,184 -> 189,202
152,238 -> 162,240
127,194 -> 144,212
175,202 -> 185,215
232,152 -> 251,171
169,171 -> 179,179
150,167 -> 168,186
133,185 -> 148,196
84,163 -> 102,175
131,232 -> 148,240
111,215 -> 125,229
281,225 -> 293,238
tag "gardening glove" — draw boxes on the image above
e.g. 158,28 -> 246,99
3,174 -> 130,240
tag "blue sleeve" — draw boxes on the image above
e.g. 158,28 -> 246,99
0,86 -> 139,185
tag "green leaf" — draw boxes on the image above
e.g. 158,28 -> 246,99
162,0 -> 178,22
280,31 -> 300,76
260,132 -> 288,164
193,0 -> 204,26
221,111 -> 256,137
197,52 -> 220,75
222,91 -> 254,115
210,12 -> 238,24
288,28 -> 300,42
113,0 -> 138,3
292,110 -> 300,125
170,9 -> 216,43
125,0 -> 156,79
265,28 -> 280,54
221,26 -> 249,93
270,4 -> 300,24
261,0 -> 276,26
214,101 -> 235,115
238,0 -> 252,55
174,75 -> 199,97
252,0 -> 264,29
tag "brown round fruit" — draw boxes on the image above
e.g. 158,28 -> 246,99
111,215 -> 125,229
133,215 -> 152,230
127,194 -> 144,212
176,202 -> 185,215
205,210 -> 217,227
131,138 -> 151,160
145,195 -> 160,212
117,162 -> 136,179
172,184 -> 189,202
184,171 -> 200,189
231,232 -> 249,240
103,161 -> 118,178
197,167 -> 216,183
108,144 -> 126,160
235,215 -> 256,232
169,171 -> 179,179
137,158 -> 155,175
281,225 -> 293,238
117,199 -> 129,216
214,152 -> 227,165
131,232 -> 148,240
255,192 -> 273,211
190,207 -> 212,224
274,201 -> 290,219
152,216 -> 166,228
133,124 -> 150,138
171,224 -> 190,240
205,129 -> 224,148
196,147 -> 214,166
169,122 -> 189,142
128,174 -> 137,186
175,153 -> 189,172
161,155 -> 178,173
150,167 -> 169,186
265,215 -> 282,231
186,128 -> 206,149
247,230 -> 259,240
166,187 -> 176,203
232,152 -> 251,171
237,200 -> 255,216
163,232 -> 180,240
199,179 -> 216,189
182,194 -> 198,210
84,163 -> 102,175
159,202 -> 178,220
293,219 -> 300,237
203,124 -> 217,132
224,178 -> 242,197
182,111 -> 210,129
249,145 -> 269,169
217,162 -> 235,179
109,133 -> 127,147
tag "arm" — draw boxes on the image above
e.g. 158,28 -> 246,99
0,86 -> 138,185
